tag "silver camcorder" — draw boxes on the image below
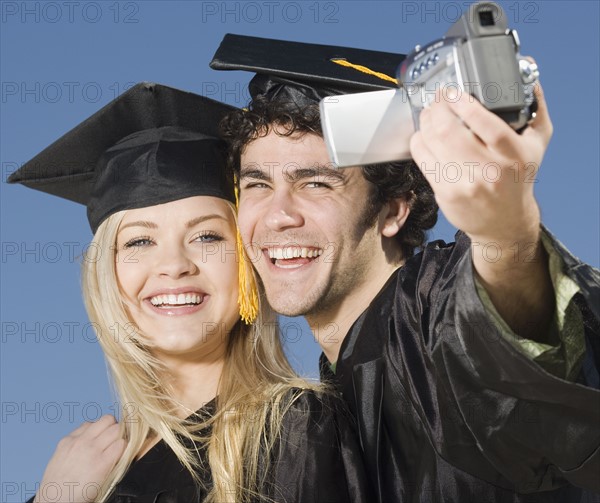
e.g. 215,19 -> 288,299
320,1 -> 539,167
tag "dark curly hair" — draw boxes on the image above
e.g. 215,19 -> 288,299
220,94 -> 438,258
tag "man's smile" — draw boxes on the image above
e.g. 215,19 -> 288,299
264,246 -> 324,269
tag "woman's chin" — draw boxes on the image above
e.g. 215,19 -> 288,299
146,330 -> 227,361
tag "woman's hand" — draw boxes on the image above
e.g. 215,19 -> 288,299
34,415 -> 126,503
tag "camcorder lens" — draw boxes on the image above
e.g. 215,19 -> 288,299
479,11 -> 495,26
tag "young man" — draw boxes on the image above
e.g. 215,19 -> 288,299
213,35 -> 600,502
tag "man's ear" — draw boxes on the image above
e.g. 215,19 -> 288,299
380,195 -> 411,238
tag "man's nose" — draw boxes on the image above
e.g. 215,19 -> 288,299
263,190 -> 305,231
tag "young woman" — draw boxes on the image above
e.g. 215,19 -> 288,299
10,83 -> 370,503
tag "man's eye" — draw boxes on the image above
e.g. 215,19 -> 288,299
123,236 -> 154,248
305,181 -> 331,189
243,182 -> 270,190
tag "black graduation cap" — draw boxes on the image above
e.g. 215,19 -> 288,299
7,82 -> 237,233
210,33 -> 406,107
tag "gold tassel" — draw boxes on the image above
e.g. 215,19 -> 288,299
234,177 -> 258,324
330,58 -> 398,85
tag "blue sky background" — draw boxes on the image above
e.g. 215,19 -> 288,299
1,1 -> 598,498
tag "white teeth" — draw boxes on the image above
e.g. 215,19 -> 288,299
272,248 -> 285,260
267,247 -> 323,260
150,293 -> 203,306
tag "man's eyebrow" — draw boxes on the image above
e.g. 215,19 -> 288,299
285,165 -> 346,183
239,167 -> 272,181
240,164 -> 347,183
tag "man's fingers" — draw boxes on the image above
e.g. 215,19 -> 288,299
96,421 -> 124,452
418,94 -> 494,166
102,437 -> 127,465
78,414 -> 118,440
409,129 -> 437,185
447,91 -> 520,158
68,422 -> 90,438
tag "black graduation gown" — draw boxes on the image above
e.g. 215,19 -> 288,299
320,230 -> 600,503
27,390 -> 373,503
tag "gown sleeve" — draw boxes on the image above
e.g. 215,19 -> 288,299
425,228 -> 600,493
473,227 -> 588,380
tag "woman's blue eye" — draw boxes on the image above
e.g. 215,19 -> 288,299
123,236 -> 153,248
195,232 -> 224,243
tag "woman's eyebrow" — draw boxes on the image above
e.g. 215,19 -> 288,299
119,214 -> 228,234
185,214 -> 228,229
118,220 -> 157,233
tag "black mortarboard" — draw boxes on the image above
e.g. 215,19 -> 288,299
8,82 -> 237,233
210,34 -> 405,108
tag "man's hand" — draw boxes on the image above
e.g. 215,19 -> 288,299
34,415 -> 126,503
410,81 -> 555,339
410,81 -> 552,243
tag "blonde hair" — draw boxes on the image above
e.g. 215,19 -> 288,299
81,204 -> 320,502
